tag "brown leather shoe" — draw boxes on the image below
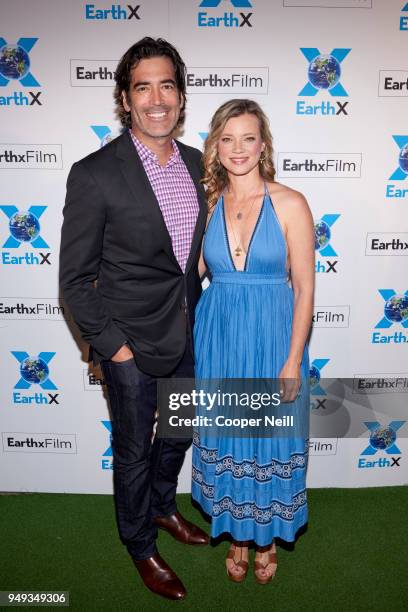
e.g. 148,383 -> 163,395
133,553 -> 186,600
154,511 -> 209,545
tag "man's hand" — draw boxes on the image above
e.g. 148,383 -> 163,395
110,343 -> 134,363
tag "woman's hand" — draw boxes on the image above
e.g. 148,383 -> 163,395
278,360 -> 301,403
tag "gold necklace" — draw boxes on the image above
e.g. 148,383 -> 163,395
229,189 -> 258,221
226,190 -> 260,257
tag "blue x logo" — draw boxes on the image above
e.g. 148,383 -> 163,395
389,135 -> 408,181
0,206 -> 49,249
375,290 -> 408,329
102,420 -> 112,457
0,38 -> 40,87
314,214 -> 340,257
91,126 -> 114,148
12,351 -> 57,390
199,0 -> 252,7
299,48 -> 350,97
361,421 -> 405,455
310,359 -> 330,396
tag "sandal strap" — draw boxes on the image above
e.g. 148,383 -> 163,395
226,547 -> 249,569
254,552 -> 278,570
235,560 -> 249,570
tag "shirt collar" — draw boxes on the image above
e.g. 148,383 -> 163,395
129,130 -> 180,168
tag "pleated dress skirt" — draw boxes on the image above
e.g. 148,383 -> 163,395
191,190 -> 310,545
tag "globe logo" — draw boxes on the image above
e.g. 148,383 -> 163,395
9,211 -> 40,243
20,357 -> 49,385
0,43 -> 30,80
308,54 -> 341,90
369,426 -> 396,451
399,144 -> 408,174
315,220 -> 331,251
309,365 -> 320,389
384,294 -> 408,324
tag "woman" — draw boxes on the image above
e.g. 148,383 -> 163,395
192,99 -> 315,584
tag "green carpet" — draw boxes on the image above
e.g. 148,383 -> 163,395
1,488 -> 407,611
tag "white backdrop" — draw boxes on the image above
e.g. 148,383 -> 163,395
1,0 -> 407,493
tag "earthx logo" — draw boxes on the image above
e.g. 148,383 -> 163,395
358,420 -> 405,469
365,233 -> 408,255
315,214 -> 340,274
2,432 -> 76,454
400,2 -> 408,30
0,37 -> 42,107
0,144 -> 62,169
0,206 -> 51,266
296,47 -> 351,117
353,374 -> 408,394
378,71 -> 408,97
83,367 -> 105,391
186,67 -> 268,94
91,125 -> 118,148
310,358 -> 330,410
310,359 -> 330,396
198,0 -> 253,28
0,298 -> 68,320
372,289 -> 408,344
386,135 -> 408,199
277,153 -> 361,178
84,4 -> 141,19
284,0 -> 372,6
101,420 -> 113,470
312,306 -> 350,328
11,351 -> 60,406
70,60 -> 117,86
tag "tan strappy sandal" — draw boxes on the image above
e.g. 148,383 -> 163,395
225,544 -> 249,583
254,544 -> 278,585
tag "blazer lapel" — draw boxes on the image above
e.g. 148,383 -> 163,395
116,131 -> 207,275
176,142 -> 208,275
115,131 -> 180,269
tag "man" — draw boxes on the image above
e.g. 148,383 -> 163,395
59,38 -> 208,601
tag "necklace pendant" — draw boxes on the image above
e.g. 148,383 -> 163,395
235,246 -> 242,256
237,212 -> 243,220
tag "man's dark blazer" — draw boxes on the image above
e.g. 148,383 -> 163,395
59,130 -> 207,376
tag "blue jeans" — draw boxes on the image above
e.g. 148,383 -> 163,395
101,338 -> 194,560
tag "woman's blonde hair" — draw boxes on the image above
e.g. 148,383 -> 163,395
202,99 -> 276,209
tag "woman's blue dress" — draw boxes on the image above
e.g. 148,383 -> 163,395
192,188 -> 309,545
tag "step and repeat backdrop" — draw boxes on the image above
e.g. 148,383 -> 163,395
1,0 -> 407,493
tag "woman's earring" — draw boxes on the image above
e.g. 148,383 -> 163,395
259,152 -> 265,164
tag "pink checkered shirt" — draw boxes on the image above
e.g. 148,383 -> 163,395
130,131 -> 199,272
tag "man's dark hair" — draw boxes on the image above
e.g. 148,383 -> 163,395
114,37 -> 187,129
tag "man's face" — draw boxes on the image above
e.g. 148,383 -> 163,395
123,56 -> 183,144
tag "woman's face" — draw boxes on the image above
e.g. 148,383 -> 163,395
217,113 -> 265,177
